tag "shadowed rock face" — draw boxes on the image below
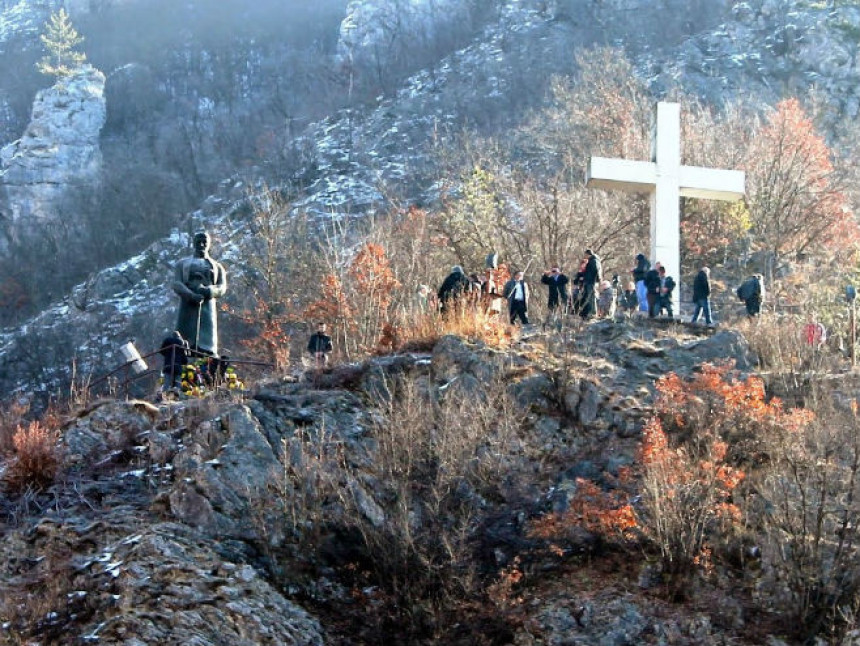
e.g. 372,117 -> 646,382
0,65 -> 105,238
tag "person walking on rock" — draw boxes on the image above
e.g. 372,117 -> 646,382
437,265 -> 472,315
657,265 -> 676,319
737,274 -> 765,317
644,262 -> 662,318
503,271 -> 530,325
307,322 -> 333,369
597,280 -> 616,319
620,281 -> 638,316
690,266 -> 713,326
159,330 -> 190,391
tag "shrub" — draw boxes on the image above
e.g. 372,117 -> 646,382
638,416 -> 744,592
277,372 -> 524,640
528,472 -> 638,553
385,304 -> 516,353
4,420 -> 59,492
636,365 -> 768,595
745,312 -> 845,405
755,394 -> 860,640
0,399 -> 30,454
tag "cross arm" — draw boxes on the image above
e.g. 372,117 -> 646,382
678,166 -> 745,202
586,157 -> 657,194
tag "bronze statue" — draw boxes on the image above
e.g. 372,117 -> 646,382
172,231 -> 227,355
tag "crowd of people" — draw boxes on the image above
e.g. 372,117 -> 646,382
434,249 -> 767,328
159,232 -> 771,390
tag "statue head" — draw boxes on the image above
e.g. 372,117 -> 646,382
193,231 -> 211,257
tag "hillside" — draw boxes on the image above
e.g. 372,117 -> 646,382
3,0 -> 860,402
2,318 -> 801,645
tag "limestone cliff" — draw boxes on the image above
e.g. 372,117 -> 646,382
0,64 -> 105,241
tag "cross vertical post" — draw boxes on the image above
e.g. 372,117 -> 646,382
586,102 -> 745,316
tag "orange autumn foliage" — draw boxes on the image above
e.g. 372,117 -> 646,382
235,295 -> 292,370
348,243 -> 400,310
747,98 -> 859,260
529,471 -> 638,549
639,363 -> 814,586
303,273 -> 355,331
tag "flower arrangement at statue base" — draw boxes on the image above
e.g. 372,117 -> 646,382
179,358 -> 245,398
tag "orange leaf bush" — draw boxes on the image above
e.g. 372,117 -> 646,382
638,363 -> 814,595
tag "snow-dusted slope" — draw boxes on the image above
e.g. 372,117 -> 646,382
2,0 -> 860,399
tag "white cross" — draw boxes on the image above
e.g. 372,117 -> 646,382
586,102 -> 745,314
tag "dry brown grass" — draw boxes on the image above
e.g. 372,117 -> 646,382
753,392 -> 860,640
0,400 -> 30,455
382,302 -> 516,353
743,312 -> 846,405
3,419 -> 60,493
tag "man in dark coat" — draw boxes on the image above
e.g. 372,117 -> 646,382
738,274 -> 765,317
581,249 -> 602,319
540,265 -> 570,314
690,266 -> 713,325
644,262 -> 662,318
657,265 -> 676,319
307,322 -> 334,368
503,271 -> 530,325
437,265 -> 472,314
570,259 -> 587,316
159,330 -> 190,391
631,253 -> 650,313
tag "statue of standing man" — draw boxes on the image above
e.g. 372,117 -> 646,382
172,231 -> 227,355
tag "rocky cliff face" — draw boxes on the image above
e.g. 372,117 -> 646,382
653,0 -> 860,121
0,322 -> 759,644
0,65 -> 106,241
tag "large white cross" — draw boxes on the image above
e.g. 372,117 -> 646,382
586,102 -> 745,314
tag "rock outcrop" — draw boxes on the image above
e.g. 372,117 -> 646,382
0,321 -> 795,643
656,1 -> 860,120
0,64 -> 106,240
337,0 -> 465,66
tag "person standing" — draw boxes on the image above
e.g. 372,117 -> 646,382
657,265 -> 676,319
581,249 -> 602,319
172,231 -> 228,355
503,271 -> 530,325
540,265 -> 570,315
597,280 -> 616,319
644,262 -> 662,318
159,330 -> 190,392
620,281 -> 638,316
570,259 -> 587,316
631,253 -> 651,314
307,322 -> 333,369
437,265 -> 472,315
738,274 -> 765,317
690,266 -> 713,326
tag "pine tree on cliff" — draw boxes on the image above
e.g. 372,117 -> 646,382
36,8 -> 87,79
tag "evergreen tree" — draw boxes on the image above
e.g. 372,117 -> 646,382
36,9 -> 87,79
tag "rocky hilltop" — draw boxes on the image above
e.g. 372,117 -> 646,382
0,320 -> 766,644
